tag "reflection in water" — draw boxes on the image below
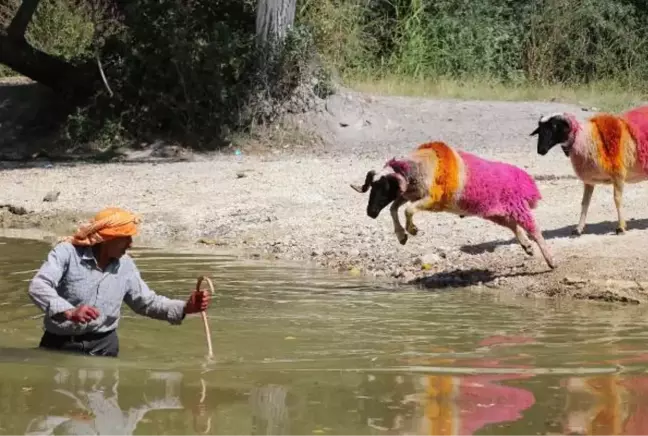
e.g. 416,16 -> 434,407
350,338 -> 538,435
10,360 -> 538,436
411,371 -> 535,435
392,339 -> 536,435
18,366 -> 290,436
355,366 -> 535,435
562,374 -> 648,435
558,345 -> 648,436
24,368 -> 184,435
7,237 -> 648,434
249,385 -> 289,435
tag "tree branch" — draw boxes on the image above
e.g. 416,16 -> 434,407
0,29 -> 96,96
6,0 -> 41,41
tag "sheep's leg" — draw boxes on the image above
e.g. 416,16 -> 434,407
613,179 -> 626,234
519,214 -> 556,269
390,197 -> 409,245
514,224 -> 534,256
573,183 -> 595,236
404,200 -> 427,236
486,216 -> 533,256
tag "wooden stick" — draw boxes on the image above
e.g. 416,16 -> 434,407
196,275 -> 215,358
195,378 -> 212,434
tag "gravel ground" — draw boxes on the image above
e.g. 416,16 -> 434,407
3,87 -> 648,303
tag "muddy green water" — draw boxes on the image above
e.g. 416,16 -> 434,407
2,237 -> 648,434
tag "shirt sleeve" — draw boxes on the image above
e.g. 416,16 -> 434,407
123,266 -> 186,325
28,243 -> 77,318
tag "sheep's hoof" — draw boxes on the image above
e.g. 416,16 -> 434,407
616,226 -> 626,235
397,233 -> 408,245
571,227 -> 583,236
406,225 -> 419,236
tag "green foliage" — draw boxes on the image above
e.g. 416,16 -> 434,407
300,0 -> 648,90
0,0 -> 94,77
26,0 -> 95,61
2,0 -> 331,149
66,0 -> 328,149
523,0 -> 648,87
5,0 -> 648,150
92,0 -> 260,148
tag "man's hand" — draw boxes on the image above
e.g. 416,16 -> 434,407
184,289 -> 211,315
64,305 -> 100,323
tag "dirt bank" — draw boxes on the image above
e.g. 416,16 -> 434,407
2,83 -> 648,303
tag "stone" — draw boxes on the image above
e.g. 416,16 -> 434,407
402,272 -> 416,282
43,190 -> 60,202
416,252 -> 442,266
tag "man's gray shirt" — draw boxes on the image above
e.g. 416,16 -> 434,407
28,242 -> 186,336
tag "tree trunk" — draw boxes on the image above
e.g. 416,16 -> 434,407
255,0 -> 296,48
0,30 -> 96,94
6,0 -> 41,40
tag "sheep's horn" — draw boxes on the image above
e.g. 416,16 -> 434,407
350,170 -> 376,193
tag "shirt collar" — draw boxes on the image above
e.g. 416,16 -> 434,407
79,246 -> 121,272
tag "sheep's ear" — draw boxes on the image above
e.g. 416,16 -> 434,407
530,126 -> 539,136
350,183 -> 365,193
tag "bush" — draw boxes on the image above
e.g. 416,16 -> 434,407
5,0 -> 648,150
523,0 -> 648,87
300,0 -> 648,89
2,0 -> 331,150
63,0 -> 331,149
0,0 -> 96,77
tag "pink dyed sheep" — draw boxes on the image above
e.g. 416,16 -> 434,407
531,104 -> 648,235
351,141 -> 556,269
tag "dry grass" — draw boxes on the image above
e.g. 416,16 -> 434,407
229,118 -> 325,155
344,74 -> 648,113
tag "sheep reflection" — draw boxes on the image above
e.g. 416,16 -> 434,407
24,368 -> 185,435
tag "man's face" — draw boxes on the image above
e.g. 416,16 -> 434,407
103,236 -> 133,259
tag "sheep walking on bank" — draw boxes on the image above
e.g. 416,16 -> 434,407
351,141 -> 556,269
531,105 -> 648,235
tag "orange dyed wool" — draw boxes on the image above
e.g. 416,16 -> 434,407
415,141 -> 460,210
591,114 -> 626,174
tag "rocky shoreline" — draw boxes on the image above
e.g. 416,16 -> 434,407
3,88 -> 648,303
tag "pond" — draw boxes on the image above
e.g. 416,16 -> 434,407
1,235 -> 648,434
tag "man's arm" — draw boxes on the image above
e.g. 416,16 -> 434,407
123,267 -> 186,325
28,243 -> 76,319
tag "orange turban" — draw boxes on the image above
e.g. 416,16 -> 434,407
62,207 -> 141,246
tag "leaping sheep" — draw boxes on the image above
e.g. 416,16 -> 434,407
351,141 -> 556,269
531,105 -> 648,235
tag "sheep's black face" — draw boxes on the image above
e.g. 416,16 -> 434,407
367,176 -> 401,219
530,115 -> 571,156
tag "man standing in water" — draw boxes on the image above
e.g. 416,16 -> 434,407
27,207 -> 211,357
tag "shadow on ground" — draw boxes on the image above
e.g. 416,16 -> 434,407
459,217 -> 648,255
0,80 -> 195,168
0,81 -> 70,161
408,267 -> 547,290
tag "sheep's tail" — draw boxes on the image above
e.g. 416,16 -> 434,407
521,171 -> 542,210
622,105 -> 648,174
527,194 -> 540,210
